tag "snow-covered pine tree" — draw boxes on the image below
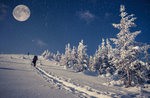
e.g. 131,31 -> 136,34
75,40 -> 89,72
106,39 -> 113,60
97,38 -> 115,75
89,56 -> 94,71
111,5 -> 149,87
41,50 -> 51,60
60,43 -> 72,67
92,39 -> 115,75
106,39 -> 116,74
144,48 -> 150,67
99,38 -> 108,74
55,51 -> 61,62
93,45 -> 102,71
71,46 -> 78,68
42,50 -> 48,58
143,48 -> 150,82
59,53 -> 66,66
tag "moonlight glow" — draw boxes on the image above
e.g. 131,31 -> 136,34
13,5 -> 30,22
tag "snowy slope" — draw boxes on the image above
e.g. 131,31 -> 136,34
0,54 -> 150,98
0,54 -> 77,98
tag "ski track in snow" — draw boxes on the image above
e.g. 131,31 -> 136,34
35,66 -> 112,98
31,57 -> 150,98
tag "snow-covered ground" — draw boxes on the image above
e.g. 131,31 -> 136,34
0,54 -> 150,98
0,54 -> 77,98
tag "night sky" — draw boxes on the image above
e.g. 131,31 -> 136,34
0,0 -> 150,55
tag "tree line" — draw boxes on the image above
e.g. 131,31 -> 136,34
41,5 -> 150,87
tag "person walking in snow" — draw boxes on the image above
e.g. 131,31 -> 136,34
32,55 -> 38,67
27,52 -> 30,56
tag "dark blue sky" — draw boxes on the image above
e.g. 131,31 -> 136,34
0,0 -> 150,55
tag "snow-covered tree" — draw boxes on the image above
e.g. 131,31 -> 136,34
144,48 -> 150,67
105,39 -> 116,74
74,40 -> 89,72
98,39 -> 115,75
143,48 -> 150,81
42,50 -> 49,58
60,54 -> 66,66
111,5 -> 149,87
88,56 -> 95,71
42,50 -> 51,60
42,50 -> 55,60
99,38 -> 108,74
92,39 -> 115,75
55,51 -> 61,62
93,45 -> 102,71
60,43 -> 72,67
71,46 -> 78,68
106,39 -> 113,60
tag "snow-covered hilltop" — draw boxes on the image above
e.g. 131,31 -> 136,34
0,54 -> 150,98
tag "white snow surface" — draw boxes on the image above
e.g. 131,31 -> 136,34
0,54 -> 150,98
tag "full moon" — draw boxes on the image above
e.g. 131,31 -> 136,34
13,5 -> 30,22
